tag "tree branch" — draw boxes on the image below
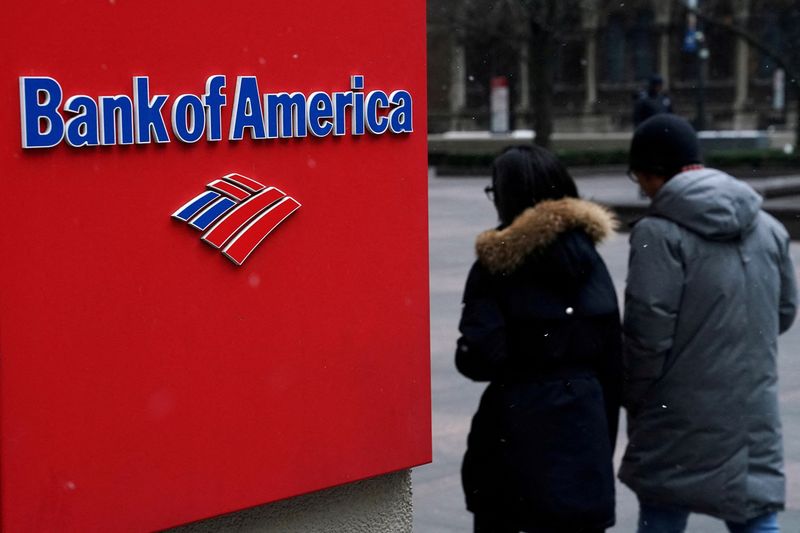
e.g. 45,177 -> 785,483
679,0 -> 798,82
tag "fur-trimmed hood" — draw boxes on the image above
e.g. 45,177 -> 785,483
476,197 -> 617,274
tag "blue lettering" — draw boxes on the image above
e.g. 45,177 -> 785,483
64,95 -> 99,147
171,94 -> 205,143
133,76 -> 169,144
18,74 -> 414,149
99,95 -> 134,145
203,75 -> 226,141
351,75 -> 365,136
365,91 -> 390,135
19,77 -> 65,148
265,92 -> 307,138
229,76 -> 266,140
389,90 -> 413,133
333,92 -> 353,136
350,75 -> 364,91
307,92 -> 333,137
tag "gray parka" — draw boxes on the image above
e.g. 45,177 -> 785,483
619,168 -> 798,523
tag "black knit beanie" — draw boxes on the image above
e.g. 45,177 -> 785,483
629,114 -> 701,177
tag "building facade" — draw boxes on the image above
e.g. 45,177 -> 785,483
428,0 -> 797,133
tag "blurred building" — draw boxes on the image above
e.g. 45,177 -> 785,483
428,0 -> 797,133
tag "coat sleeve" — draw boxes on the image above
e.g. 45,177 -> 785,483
778,232 -> 798,334
595,313 -> 623,452
623,218 -> 684,411
455,262 -> 508,381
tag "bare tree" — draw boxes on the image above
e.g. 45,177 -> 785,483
524,1 -> 567,149
440,0 -> 570,149
681,0 -> 800,148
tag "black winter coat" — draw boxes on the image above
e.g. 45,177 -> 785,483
456,198 -> 622,532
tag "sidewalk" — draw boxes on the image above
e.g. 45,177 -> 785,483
414,176 -> 800,533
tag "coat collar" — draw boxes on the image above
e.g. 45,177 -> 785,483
476,198 -> 617,274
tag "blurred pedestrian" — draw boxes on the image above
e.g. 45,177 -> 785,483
455,145 -> 622,533
621,114 -> 798,533
632,74 -> 673,127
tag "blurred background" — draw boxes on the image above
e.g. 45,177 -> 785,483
417,1 -> 800,532
427,0 -> 800,164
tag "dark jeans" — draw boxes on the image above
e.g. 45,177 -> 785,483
637,504 -> 780,533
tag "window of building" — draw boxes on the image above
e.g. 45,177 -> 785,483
604,12 -> 627,83
602,8 -> 656,84
704,3 -> 735,81
632,10 -> 656,81
553,2 -> 584,86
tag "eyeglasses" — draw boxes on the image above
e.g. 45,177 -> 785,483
484,185 -> 494,201
627,170 -> 639,183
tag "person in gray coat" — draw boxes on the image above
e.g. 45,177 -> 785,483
620,115 -> 798,533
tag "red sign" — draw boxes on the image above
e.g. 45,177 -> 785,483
0,2 -> 430,531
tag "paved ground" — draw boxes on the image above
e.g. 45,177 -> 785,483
413,175 -> 800,532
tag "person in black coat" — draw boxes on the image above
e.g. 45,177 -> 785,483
455,146 -> 622,533
632,74 -> 673,127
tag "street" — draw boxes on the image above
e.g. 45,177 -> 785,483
414,175 -> 800,533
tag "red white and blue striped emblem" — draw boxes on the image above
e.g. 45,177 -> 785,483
172,173 -> 300,265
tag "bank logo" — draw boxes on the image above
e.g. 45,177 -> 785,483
172,173 -> 300,265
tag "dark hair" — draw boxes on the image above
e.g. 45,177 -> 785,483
491,145 -> 578,227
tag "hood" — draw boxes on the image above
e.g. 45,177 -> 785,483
650,168 -> 762,241
476,197 -> 617,274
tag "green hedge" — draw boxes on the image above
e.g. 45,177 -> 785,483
429,148 -> 800,169
705,149 -> 800,168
